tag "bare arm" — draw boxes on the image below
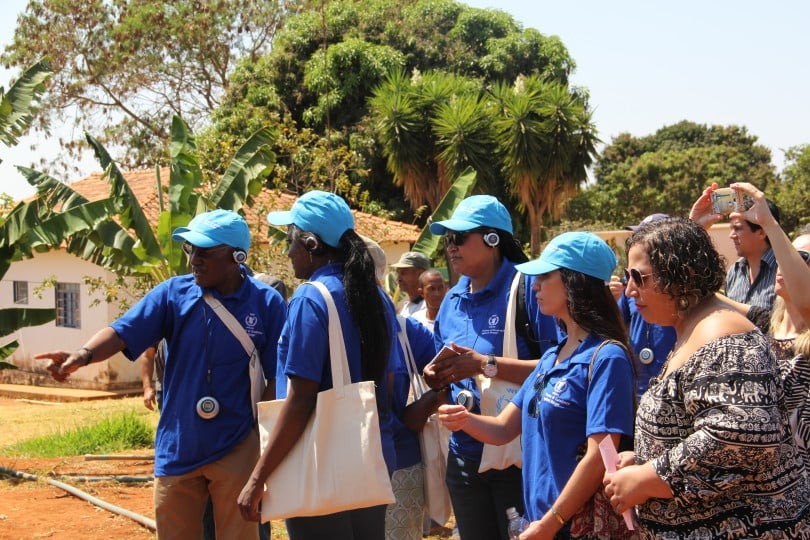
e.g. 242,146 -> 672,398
432,343 -> 537,385
35,327 -> 126,382
138,346 -> 157,411
237,375 -> 319,522
437,402 -> 522,445
524,434 -> 626,539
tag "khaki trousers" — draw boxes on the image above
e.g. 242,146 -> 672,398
154,430 -> 260,540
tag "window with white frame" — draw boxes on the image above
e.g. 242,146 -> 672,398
55,282 -> 81,328
13,281 -> 28,304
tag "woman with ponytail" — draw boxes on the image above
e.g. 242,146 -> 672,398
238,191 -> 396,540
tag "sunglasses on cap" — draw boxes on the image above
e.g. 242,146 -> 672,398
624,267 -> 653,287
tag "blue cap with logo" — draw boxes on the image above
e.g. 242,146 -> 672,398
267,190 -> 354,248
515,231 -> 616,282
429,195 -> 513,235
171,209 -> 251,251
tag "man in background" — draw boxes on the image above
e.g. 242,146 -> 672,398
390,251 -> 431,318
725,198 -> 782,310
411,268 -> 446,332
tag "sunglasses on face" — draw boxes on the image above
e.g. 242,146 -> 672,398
624,267 -> 653,287
442,230 -> 472,248
182,243 -> 231,258
442,228 -> 488,248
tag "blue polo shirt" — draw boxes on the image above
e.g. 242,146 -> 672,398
111,272 -> 286,476
278,263 -> 397,474
512,334 -> 635,522
617,294 -> 676,396
433,261 -> 560,460
390,315 -> 438,470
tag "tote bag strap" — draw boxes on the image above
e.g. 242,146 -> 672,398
203,293 -> 264,418
397,316 -> 429,399
204,293 -> 256,357
502,271 -> 522,359
306,281 -> 351,396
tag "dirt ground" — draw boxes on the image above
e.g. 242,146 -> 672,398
0,454 -> 157,540
0,397 -> 453,540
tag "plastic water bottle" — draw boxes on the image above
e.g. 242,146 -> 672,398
506,506 -> 529,539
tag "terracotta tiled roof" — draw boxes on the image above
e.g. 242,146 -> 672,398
65,168 -> 420,244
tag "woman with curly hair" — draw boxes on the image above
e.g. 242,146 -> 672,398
604,216 -> 810,538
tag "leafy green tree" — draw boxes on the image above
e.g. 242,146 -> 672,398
569,121 -> 777,227
2,0 -> 296,170
204,0 -> 576,221
774,144 -> 810,236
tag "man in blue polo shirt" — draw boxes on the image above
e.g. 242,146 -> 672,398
37,209 -> 286,540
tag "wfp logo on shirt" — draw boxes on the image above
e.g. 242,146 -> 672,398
543,378 -> 571,408
244,313 -> 263,338
482,313 -> 502,336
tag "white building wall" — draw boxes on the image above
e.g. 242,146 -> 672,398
1,249 -> 141,389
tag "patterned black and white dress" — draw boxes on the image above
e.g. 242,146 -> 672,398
634,330 -> 810,539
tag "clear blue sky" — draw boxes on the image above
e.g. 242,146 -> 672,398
3,0 -> 809,200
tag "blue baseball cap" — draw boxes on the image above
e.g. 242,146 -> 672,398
171,209 -> 251,251
429,195 -> 513,235
267,190 -> 354,248
515,231 -> 616,282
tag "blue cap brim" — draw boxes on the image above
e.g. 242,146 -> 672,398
514,259 -> 559,276
171,228 -> 221,248
429,219 -> 480,235
267,210 -> 294,226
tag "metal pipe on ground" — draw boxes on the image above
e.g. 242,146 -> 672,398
0,466 -> 156,532
84,454 -> 155,460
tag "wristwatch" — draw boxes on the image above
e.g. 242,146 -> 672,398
483,354 -> 498,378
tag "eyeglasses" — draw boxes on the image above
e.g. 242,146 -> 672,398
624,268 -> 653,287
182,243 -> 231,258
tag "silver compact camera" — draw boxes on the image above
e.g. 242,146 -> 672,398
710,187 -> 749,216
456,389 -> 476,411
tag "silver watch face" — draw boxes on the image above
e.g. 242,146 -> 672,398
483,364 -> 498,377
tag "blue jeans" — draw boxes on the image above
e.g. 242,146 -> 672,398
285,504 -> 387,540
445,452 -> 523,540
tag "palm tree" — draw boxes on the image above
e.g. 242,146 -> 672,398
493,76 -> 599,255
370,69 -> 484,211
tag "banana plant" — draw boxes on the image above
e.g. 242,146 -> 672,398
3,115 -> 276,288
0,59 -> 55,363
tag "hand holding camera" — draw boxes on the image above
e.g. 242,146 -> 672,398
689,183 -> 752,229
